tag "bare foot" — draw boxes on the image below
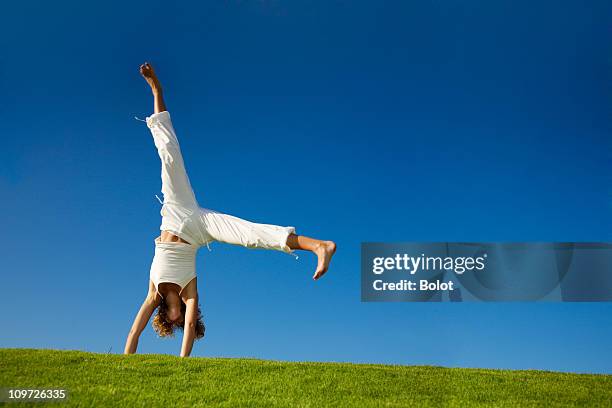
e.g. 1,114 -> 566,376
313,241 -> 336,280
139,62 -> 161,92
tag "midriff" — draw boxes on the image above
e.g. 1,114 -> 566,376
158,230 -> 191,244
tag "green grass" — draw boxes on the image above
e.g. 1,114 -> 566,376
1,349 -> 611,407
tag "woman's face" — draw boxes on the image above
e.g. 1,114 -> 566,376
164,291 -> 185,324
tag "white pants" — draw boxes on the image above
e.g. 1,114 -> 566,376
146,111 -> 296,254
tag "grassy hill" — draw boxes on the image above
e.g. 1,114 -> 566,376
1,349 -> 610,407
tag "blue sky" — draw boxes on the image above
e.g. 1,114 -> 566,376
1,0 -> 611,374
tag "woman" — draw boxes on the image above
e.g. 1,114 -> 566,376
124,63 -> 336,357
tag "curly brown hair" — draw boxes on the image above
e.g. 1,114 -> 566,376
152,299 -> 205,339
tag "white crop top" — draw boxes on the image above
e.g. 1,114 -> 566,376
149,238 -> 198,297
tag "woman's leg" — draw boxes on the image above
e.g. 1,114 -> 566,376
140,62 -> 199,244
140,62 -> 166,113
286,234 -> 336,280
140,63 -> 198,209
200,209 -> 336,280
